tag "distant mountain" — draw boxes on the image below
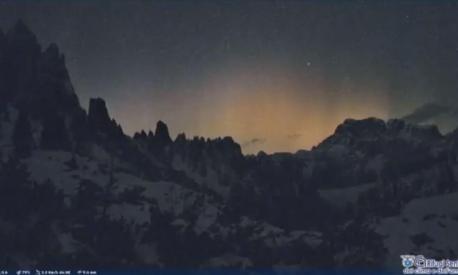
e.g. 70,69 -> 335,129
0,21 -> 457,269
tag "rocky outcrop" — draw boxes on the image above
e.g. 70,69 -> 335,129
87,97 -> 124,140
2,20 -> 41,102
155,120 -> 172,145
0,20 -> 81,116
88,98 -> 112,130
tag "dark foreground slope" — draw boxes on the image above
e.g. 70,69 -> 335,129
0,22 -> 457,269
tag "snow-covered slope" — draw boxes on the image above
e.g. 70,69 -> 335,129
377,192 -> 458,267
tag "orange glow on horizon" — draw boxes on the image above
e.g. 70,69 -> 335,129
112,62 -> 390,154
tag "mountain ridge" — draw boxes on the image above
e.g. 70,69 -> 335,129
1,20 -> 458,269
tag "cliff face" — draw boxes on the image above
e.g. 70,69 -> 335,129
1,21 -> 81,117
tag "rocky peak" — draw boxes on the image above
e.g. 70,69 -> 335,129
140,130 -> 148,138
334,117 -> 387,138
40,43 -> 66,69
0,21 -> 80,118
1,21 -> 40,100
316,117 -> 445,154
155,120 -> 172,145
316,118 -> 387,149
257,150 -> 268,158
44,43 -> 60,58
329,117 -> 443,143
133,130 -> 148,140
9,20 -> 32,35
387,118 -> 442,140
7,20 -> 36,39
86,98 -> 125,143
88,98 -> 111,128
215,136 -> 242,156
34,41 -> 78,113
175,133 -> 187,144
6,20 -> 41,57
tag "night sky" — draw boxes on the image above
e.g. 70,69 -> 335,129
1,1 -> 458,153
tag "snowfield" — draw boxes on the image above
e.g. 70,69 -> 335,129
377,192 -> 458,267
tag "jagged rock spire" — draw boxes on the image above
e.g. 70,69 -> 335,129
10,19 -> 33,36
147,130 -> 154,139
0,20 -> 80,117
45,42 -> 60,57
175,133 -> 187,143
6,19 -> 41,55
88,98 -> 111,127
87,97 -> 124,141
155,120 -> 172,145
40,43 -> 66,72
133,130 -> 148,140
